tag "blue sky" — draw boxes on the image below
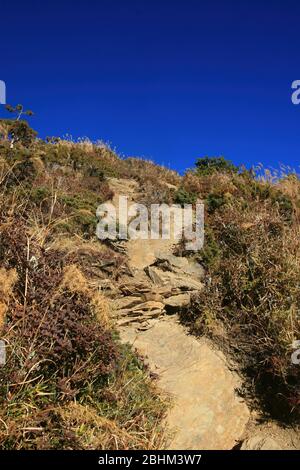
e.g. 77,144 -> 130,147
1,0 -> 300,173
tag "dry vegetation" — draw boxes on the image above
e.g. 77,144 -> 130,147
178,159 -> 300,421
0,124 -> 168,450
1,118 -> 300,450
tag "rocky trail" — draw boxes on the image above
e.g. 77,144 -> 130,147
121,319 -> 249,449
106,178 -> 299,450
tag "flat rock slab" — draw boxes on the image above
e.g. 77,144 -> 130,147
145,266 -> 204,291
121,318 -> 250,450
127,239 -> 176,270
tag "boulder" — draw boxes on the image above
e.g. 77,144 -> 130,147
164,293 -> 191,309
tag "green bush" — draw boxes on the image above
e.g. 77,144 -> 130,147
198,228 -> 221,269
174,187 -> 197,205
206,192 -> 227,213
195,156 -> 239,176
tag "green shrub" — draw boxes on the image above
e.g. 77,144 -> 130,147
195,156 -> 239,176
198,228 -> 221,269
206,192 -> 227,213
174,187 -> 197,205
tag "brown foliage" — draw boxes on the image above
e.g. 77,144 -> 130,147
182,174 -> 300,420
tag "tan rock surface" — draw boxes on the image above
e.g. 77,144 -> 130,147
121,318 -> 250,450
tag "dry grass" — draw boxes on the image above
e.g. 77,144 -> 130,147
60,265 -> 110,326
123,157 -> 180,186
4,124 -> 300,440
179,162 -> 300,420
58,402 -> 133,450
0,131 -> 168,450
0,268 -> 17,331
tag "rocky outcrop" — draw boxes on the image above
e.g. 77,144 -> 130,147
107,177 -> 300,451
108,177 -> 251,450
154,252 -> 205,278
121,318 -> 250,450
113,252 -> 204,327
145,266 -> 204,292
114,296 -> 165,326
164,293 -> 191,310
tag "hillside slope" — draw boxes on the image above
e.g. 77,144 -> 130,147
0,122 -> 299,449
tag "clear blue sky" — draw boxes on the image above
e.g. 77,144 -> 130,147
1,0 -> 300,173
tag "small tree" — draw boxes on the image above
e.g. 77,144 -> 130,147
4,104 -> 36,148
5,104 -> 34,121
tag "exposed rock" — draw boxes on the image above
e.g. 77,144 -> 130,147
241,435 -> 282,450
127,238 -> 176,270
156,286 -> 182,298
141,292 -> 164,302
163,293 -> 191,310
110,178 -> 251,450
116,301 -> 165,326
120,317 -> 250,450
114,296 -> 142,310
113,263 -> 203,326
119,279 -> 152,296
145,266 -> 204,292
126,300 -> 165,317
155,252 -> 205,279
